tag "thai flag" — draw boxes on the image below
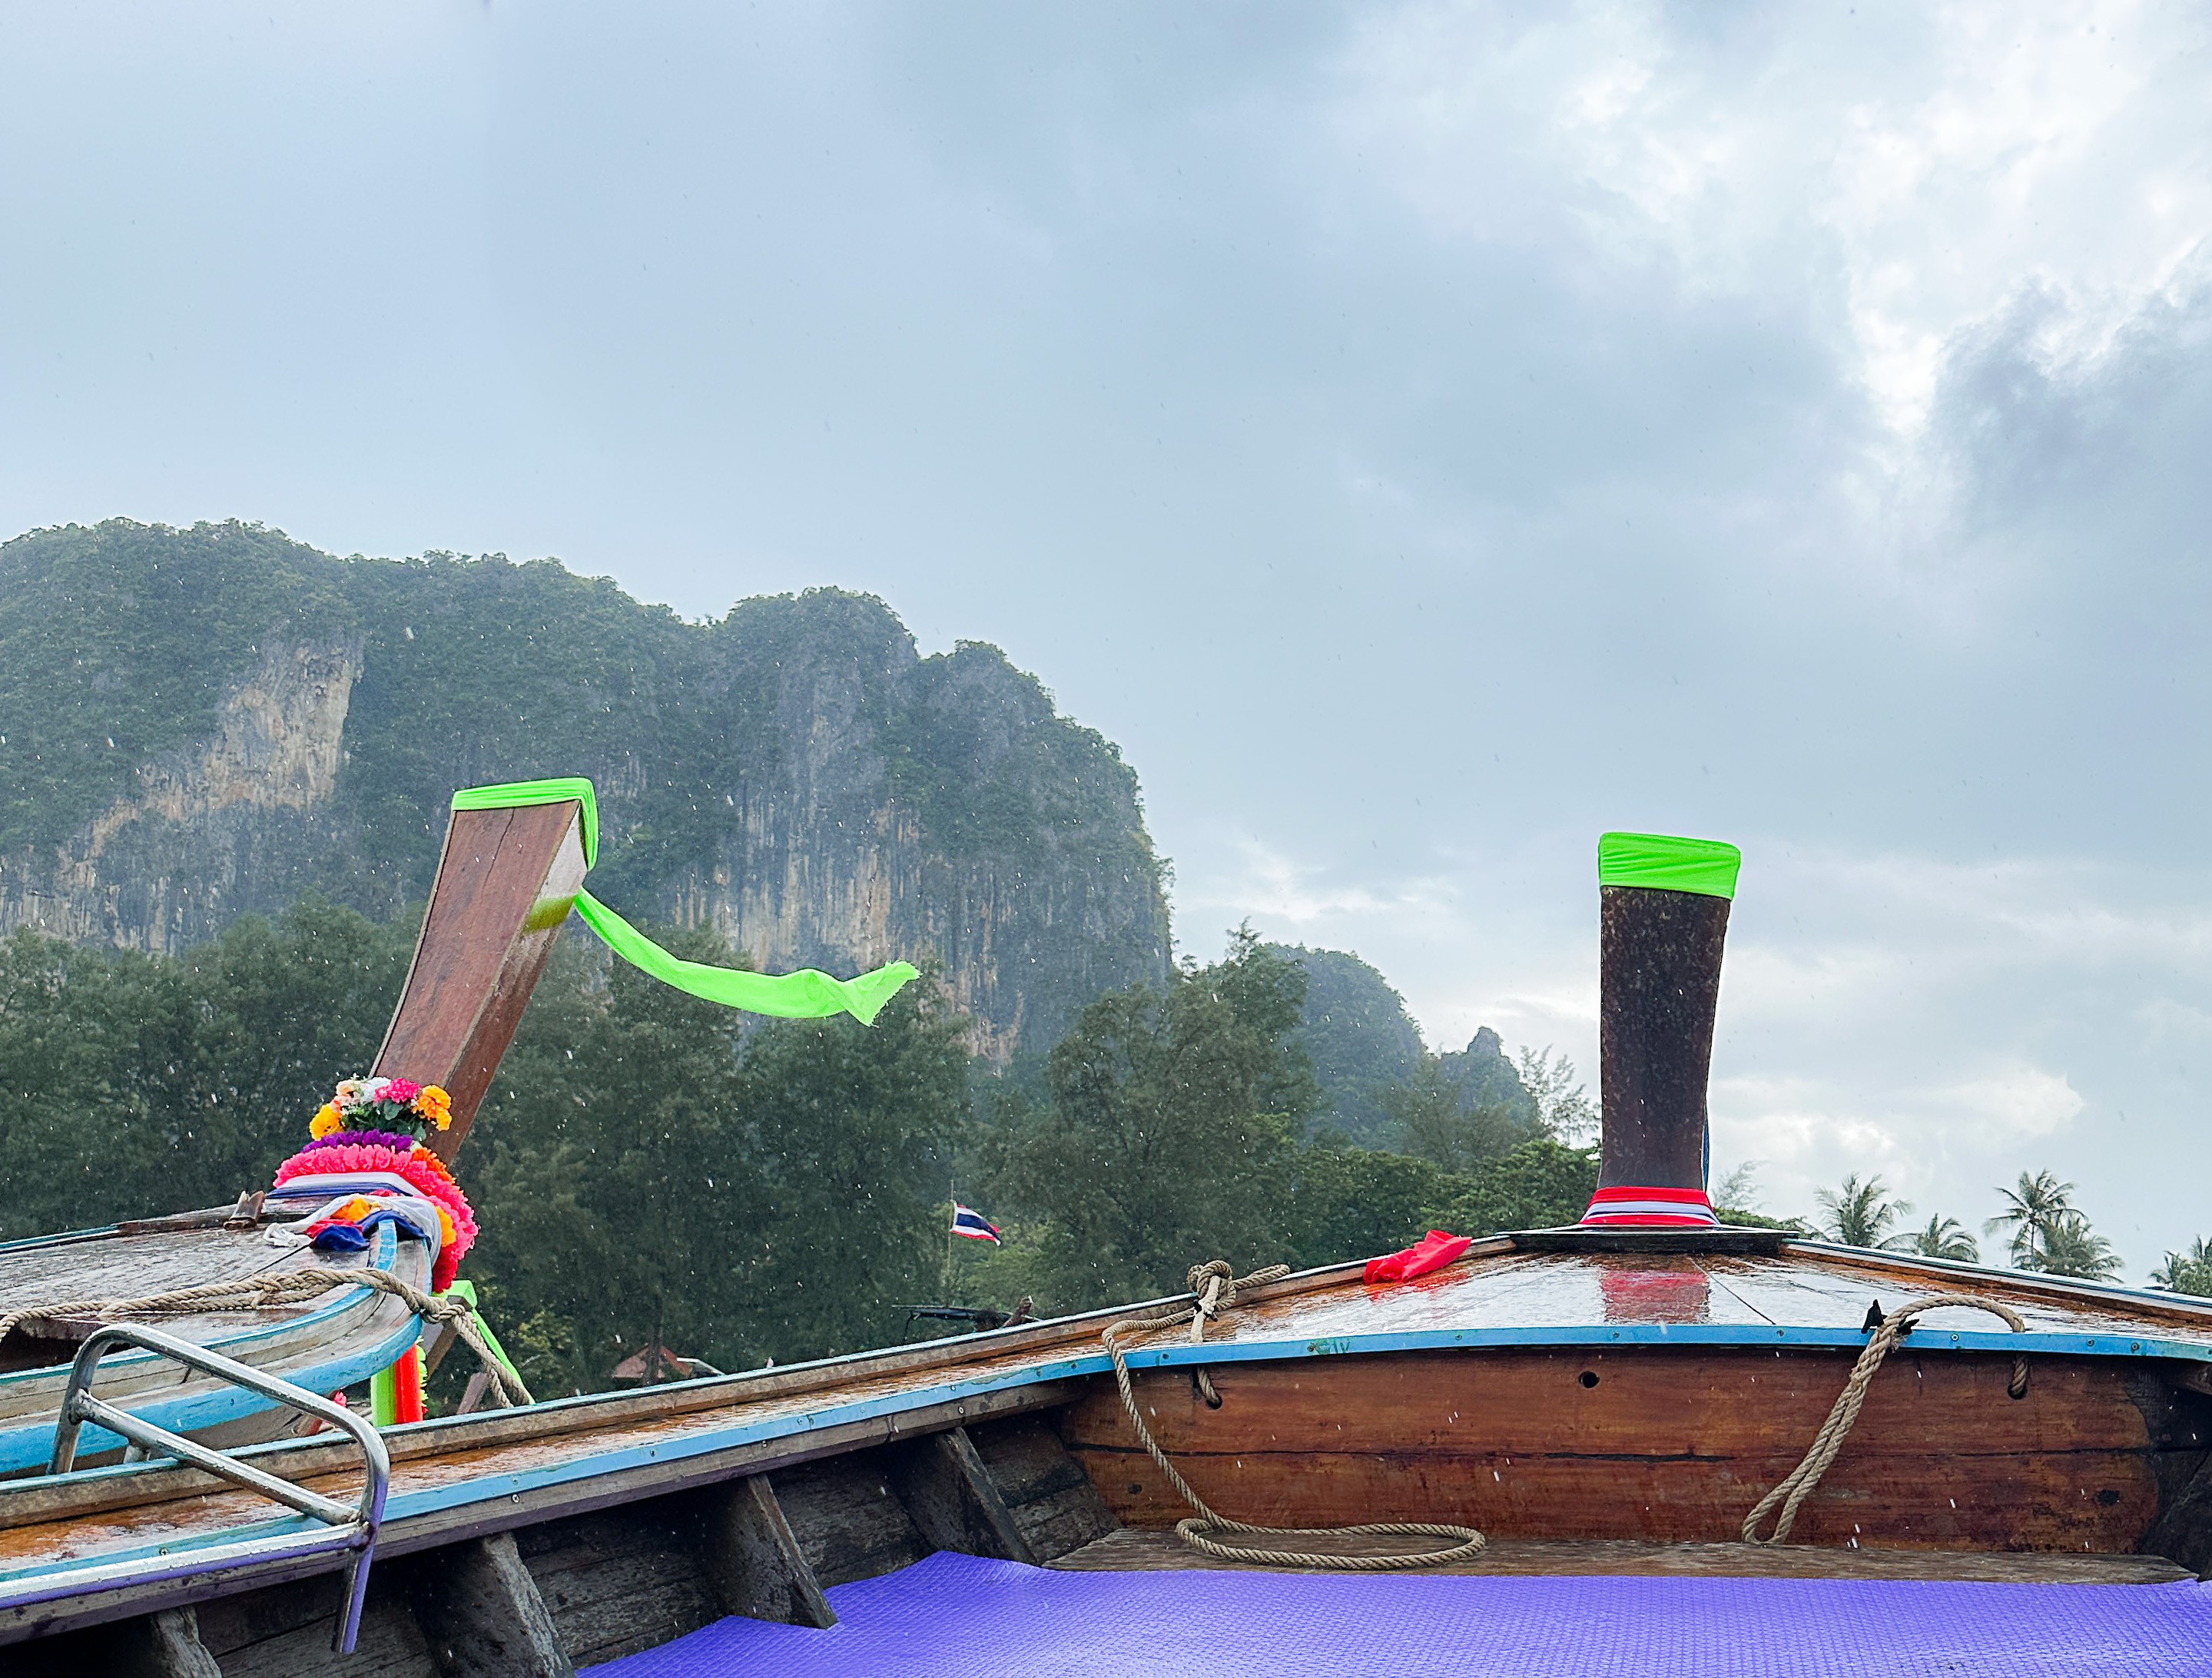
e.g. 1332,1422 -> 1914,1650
951,1202 -> 1001,1244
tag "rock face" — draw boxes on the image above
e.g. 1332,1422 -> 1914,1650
0,521 -> 1170,1057
0,638 -> 363,953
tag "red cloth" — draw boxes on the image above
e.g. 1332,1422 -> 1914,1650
1364,1229 -> 1473,1284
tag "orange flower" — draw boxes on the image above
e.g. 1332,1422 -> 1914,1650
309,1103 -> 342,1139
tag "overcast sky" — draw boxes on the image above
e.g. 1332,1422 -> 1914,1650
4,2 -> 2210,1269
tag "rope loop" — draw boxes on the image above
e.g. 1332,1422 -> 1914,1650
1743,1292 -> 2028,1545
1,1266 -> 533,1411
1104,1258 -> 1486,1570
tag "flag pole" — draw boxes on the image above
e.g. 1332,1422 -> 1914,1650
943,1186 -> 957,1297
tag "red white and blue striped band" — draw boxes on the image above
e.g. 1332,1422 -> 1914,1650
1580,1185 -> 1720,1227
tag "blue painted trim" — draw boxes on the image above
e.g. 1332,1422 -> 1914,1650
0,1225 -> 420,1474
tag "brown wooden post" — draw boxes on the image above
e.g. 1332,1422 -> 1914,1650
885,1425 -> 1038,1564
410,1530 -> 574,1678
373,799 -> 589,1163
1596,884 -> 1731,1195
698,1474 -> 837,1629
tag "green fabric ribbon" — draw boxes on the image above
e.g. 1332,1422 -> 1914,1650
1597,831 -> 1742,900
450,778 -> 918,1026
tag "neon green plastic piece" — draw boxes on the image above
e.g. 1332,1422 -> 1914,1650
574,890 -> 917,1025
450,776 -> 599,864
1597,831 -> 1742,900
448,779 -> 917,1023
369,1360 -> 398,1427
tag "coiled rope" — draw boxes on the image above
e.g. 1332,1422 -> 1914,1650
0,1267 -> 534,1410
1743,1293 -> 2028,1545
1103,1259 -> 1487,1570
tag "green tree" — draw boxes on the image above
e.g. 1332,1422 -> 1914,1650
2034,1212 -> 2122,1282
461,930 -> 971,1394
1282,1145 -> 1456,1269
1985,1170 -> 2078,1269
0,901 -> 413,1241
988,934 -> 1312,1312
2152,1237 -> 2212,1296
1514,1046 -> 1598,1144
1424,1139 -> 1600,1235
1379,1057 -> 1522,1173
1902,1214 -> 1980,1262
1816,1173 -> 1912,1249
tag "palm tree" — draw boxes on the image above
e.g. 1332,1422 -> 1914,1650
1902,1214 -> 1978,1262
1816,1173 -> 1911,1249
2035,1212 -> 2122,1282
1984,1170 -> 2077,1269
2152,1236 -> 2212,1296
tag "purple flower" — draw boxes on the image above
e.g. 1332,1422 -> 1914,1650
301,1129 -> 416,1155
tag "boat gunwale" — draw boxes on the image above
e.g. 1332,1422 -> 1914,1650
11,1234 -> 2212,1542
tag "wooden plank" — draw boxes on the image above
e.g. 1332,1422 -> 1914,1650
1056,1348 -> 2194,1552
373,801 -> 588,1161
773,1455 -> 929,1589
885,1426 -> 1035,1564
967,1414 -> 1118,1562
1048,1528 -> 2196,1583
697,1475 -> 836,1629
515,1505 -> 721,1670
410,1531 -> 572,1678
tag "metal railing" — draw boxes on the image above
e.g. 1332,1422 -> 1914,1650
49,1322 -> 390,1653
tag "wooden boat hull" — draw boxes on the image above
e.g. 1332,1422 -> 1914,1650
1066,1343 -> 2201,1551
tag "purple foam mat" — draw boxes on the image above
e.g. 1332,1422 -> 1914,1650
585,1550 -> 2212,1677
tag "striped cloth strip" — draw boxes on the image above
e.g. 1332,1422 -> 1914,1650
1580,1185 -> 1720,1226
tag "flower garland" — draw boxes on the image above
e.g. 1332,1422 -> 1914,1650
274,1077 -> 475,1291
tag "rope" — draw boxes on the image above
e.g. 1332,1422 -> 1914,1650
1743,1293 -> 2028,1545
1,1267 -> 534,1410
1103,1260 -> 1487,1570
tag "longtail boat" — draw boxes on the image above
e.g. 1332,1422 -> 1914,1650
2,825 -> 2209,1675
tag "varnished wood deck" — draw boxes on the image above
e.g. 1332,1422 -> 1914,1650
1049,1528 -> 2197,1583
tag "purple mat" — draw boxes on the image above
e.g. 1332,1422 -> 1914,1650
585,1550 -> 2212,1676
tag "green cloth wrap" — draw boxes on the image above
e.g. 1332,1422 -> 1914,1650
1597,831 -> 1742,900
449,778 -> 917,1025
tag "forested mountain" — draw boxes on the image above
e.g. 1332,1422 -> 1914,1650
0,517 -> 1600,1396
0,519 -> 1167,1058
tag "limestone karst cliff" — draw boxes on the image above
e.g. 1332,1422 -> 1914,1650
0,520 -> 1170,1058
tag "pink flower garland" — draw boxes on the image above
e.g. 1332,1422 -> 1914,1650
274,1135 -> 477,1291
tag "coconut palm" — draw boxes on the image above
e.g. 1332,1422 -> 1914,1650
1816,1173 -> 1911,1249
2034,1212 -> 2122,1282
1902,1214 -> 1978,1262
1984,1170 -> 2077,1269
2151,1236 -> 2212,1297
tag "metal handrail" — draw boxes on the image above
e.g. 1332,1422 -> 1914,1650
50,1322 -> 391,1653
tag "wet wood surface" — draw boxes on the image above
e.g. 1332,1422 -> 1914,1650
373,799 -> 588,1162
1058,1345 -> 2207,1551
1050,1528 -> 2195,1583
